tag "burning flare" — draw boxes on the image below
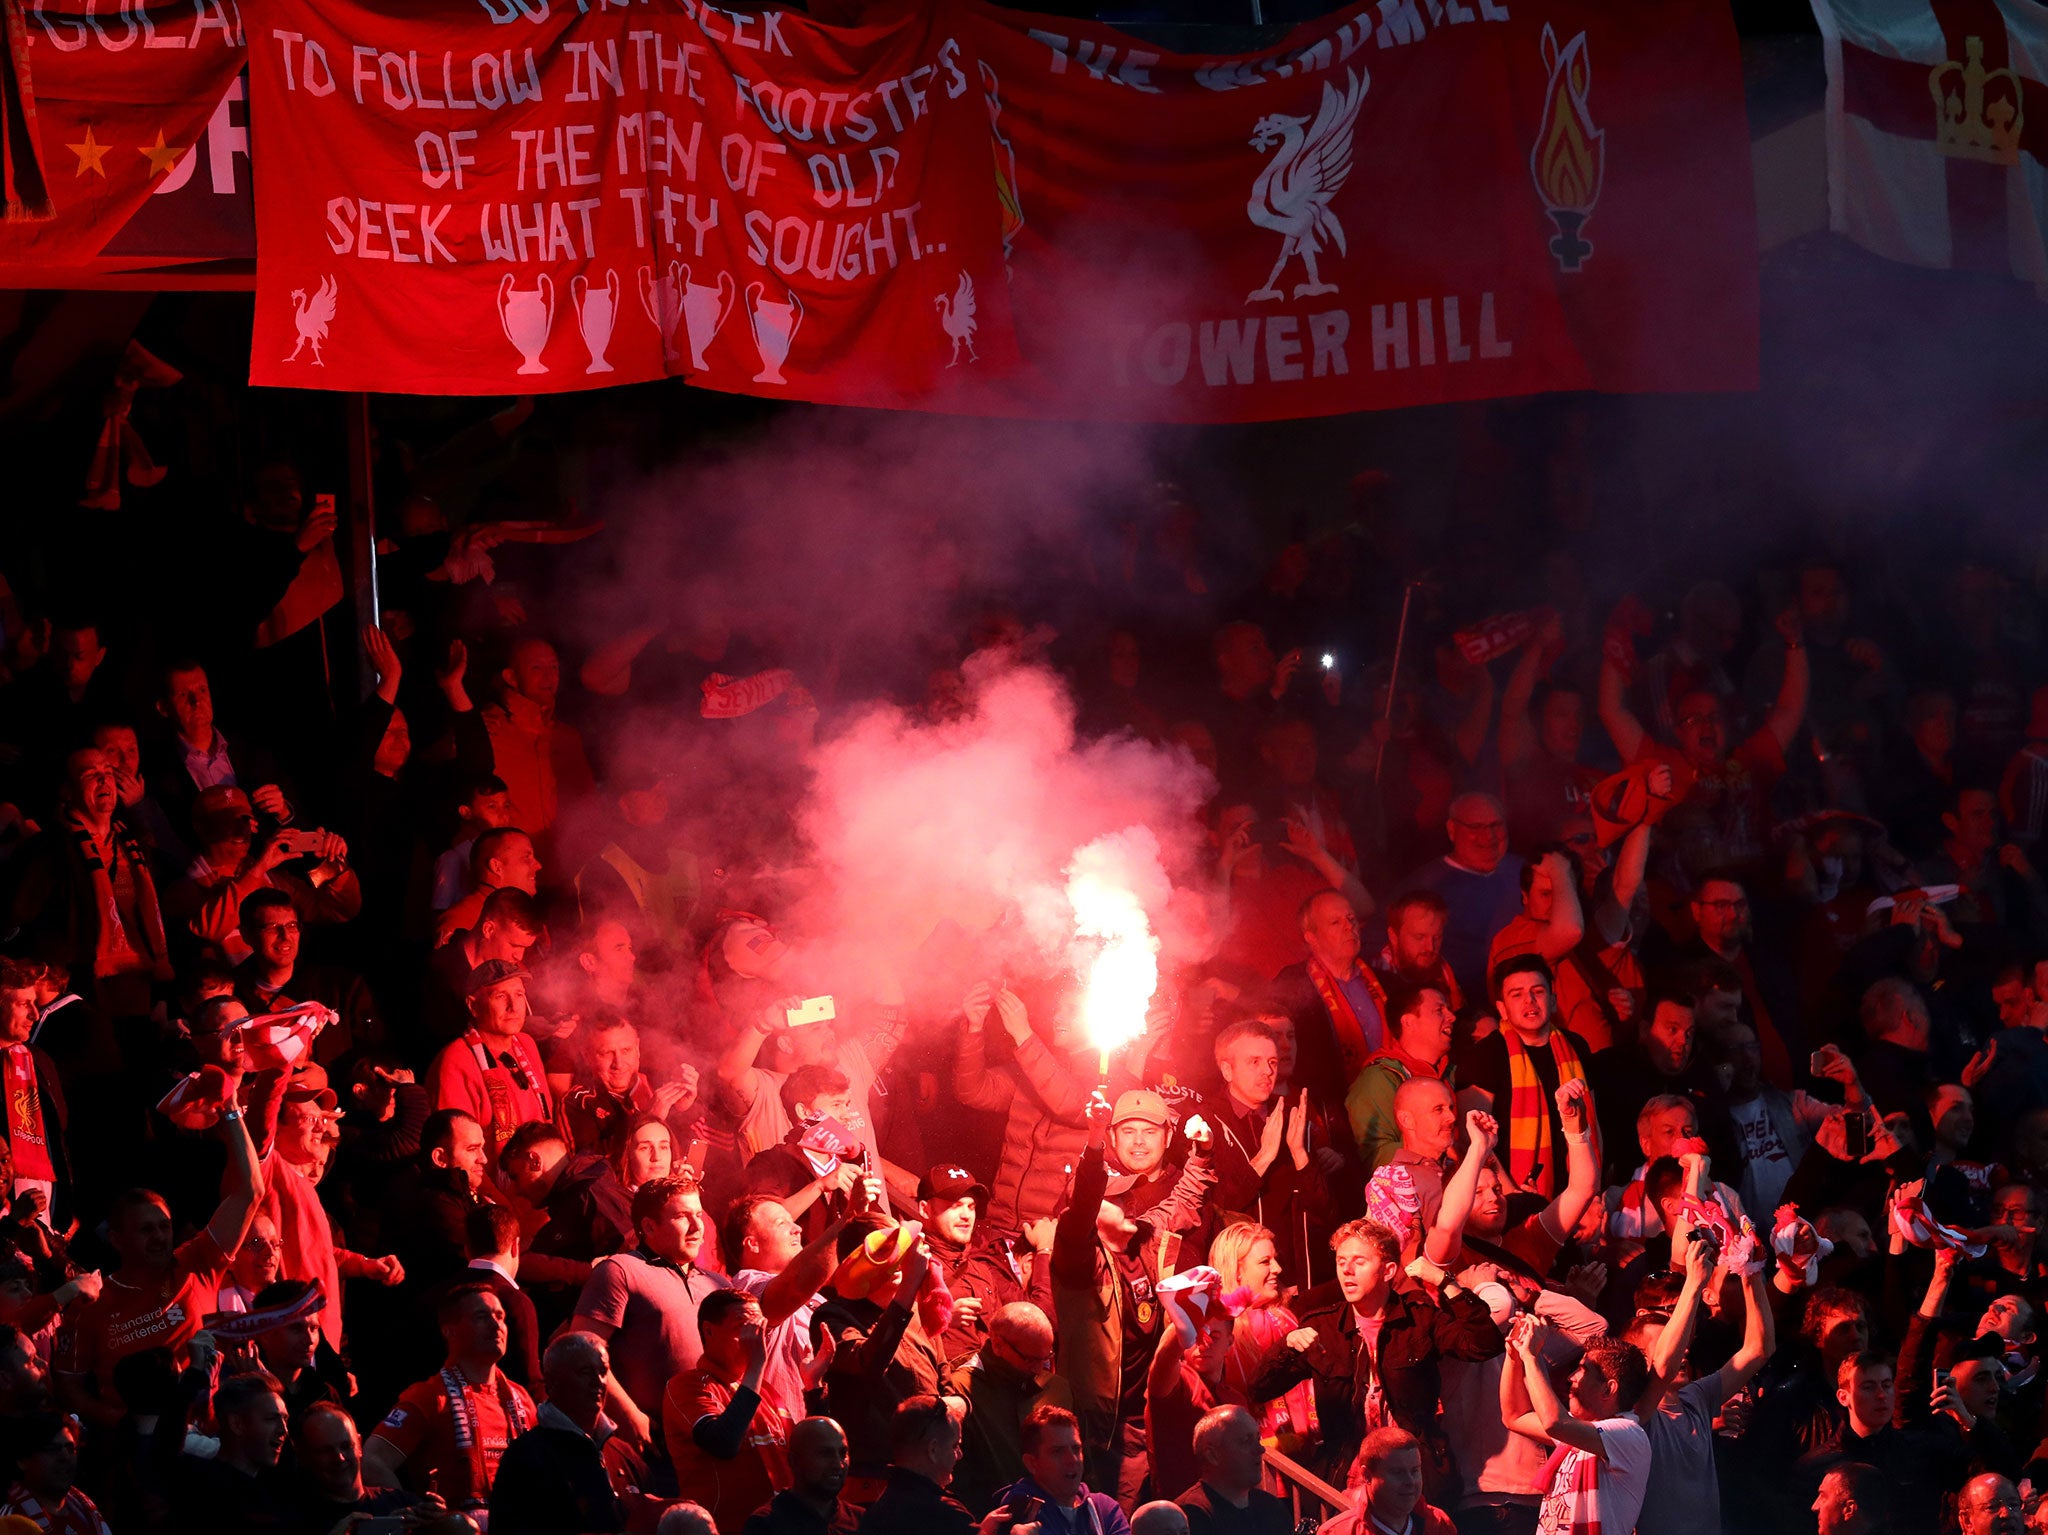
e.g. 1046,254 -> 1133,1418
1067,831 -> 1162,1076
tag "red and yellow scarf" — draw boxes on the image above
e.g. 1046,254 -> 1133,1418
1502,1027 -> 1587,1197
1306,958 -> 1386,1079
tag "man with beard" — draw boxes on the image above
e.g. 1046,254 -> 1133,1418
915,1163 -> 1027,1367
385,1109 -> 490,1290
1376,892 -> 1463,1010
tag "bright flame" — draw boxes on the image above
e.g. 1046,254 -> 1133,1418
1068,838 -> 1161,1073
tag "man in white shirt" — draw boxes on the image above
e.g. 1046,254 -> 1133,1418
1501,1320 -> 1651,1535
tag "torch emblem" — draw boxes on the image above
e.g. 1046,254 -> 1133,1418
1530,25 -> 1604,272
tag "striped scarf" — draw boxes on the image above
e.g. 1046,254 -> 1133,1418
1306,957 -> 1385,1078
1502,1028 -> 1586,1197
1537,1442 -> 1604,1535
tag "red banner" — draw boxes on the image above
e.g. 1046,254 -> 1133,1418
236,0 -> 1754,417
0,2 -> 245,276
975,0 -> 1758,419
247,0 -> 1013,400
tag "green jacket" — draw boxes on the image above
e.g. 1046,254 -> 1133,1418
1346,1050 -> 1455,1167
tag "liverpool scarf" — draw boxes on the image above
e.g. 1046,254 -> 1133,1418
1306,958 -> 1384,1078
4,1046 -> 53,1184
1502,1028 -> 1587,1197
442,1365 -> 530,1506
1537,1442 -> 1605,1535
68,815 -> 170,982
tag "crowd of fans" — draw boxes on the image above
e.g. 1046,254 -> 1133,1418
0,447 -> 2045,1535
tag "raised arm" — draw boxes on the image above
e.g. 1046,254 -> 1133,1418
1426,1111 -> 1499,1265
1528,852 -> 1586,962
1505,1316 -> 1607,1456
1608,813 -> 1655,917
1540,1080 -> 1599,1242
580,624 -> 660,698
1639,1232 -> 1716,1415
205,1097 -> 263,1257
1598,645 -> 1646,765
1764,609 -> 1811,754
1498,617 -> 1561,770
1725,1263 -> 1776,1394
716,1005 -> 778,1116
758,1201 -> 863,1326
1452,660 -> 1498,769
954,986 -> 1018,1113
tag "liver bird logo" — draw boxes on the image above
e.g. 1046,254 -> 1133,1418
1245,70 -> 1368,304
285,276 -> 338,366
935,271 -> 978,366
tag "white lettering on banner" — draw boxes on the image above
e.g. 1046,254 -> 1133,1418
807,148 -> 900,209
416,129 -> 481,191
1110,297 -> 1499,388
511,125 -> 603,190
155,75 -> 248,195
741,204 -> 926,281
476,0 -> 549,23
563,39 -> 625,101
1370,292 -> 1513,369
718,135 -> 787,198
614,113 -> 703,179
325,197 -> 457,263
49,0 -> 244,53
685,3 -> 793,57
272,31 -> 338,94
478,198 -> 602,262
1197,20 -> 1371,90
1026,29 -> 1162,92
625,30 -> 708,102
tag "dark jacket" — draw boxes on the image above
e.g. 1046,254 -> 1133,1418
814,1290 -> 945,1480
488,1410 -> 626,1535
855,1466 -> 978,1535
953,1353 -> 1073,1516
1177,1482 -> 1292,1535
744,1489 -> 862,1535
1198,1090 -> 1331,1282
1248,1283 -> 1504,1495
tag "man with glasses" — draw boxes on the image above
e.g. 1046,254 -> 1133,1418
1393,793 -> 1526,1007
233,887 -> 383,1065
1647,875 -> 1804,1092
955,1302 -> 1067,1514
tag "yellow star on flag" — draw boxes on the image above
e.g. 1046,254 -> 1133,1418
137,131 -> 184,178
67,125 -> 109,179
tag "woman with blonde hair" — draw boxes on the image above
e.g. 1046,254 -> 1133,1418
1208,1220 -> 1317,1451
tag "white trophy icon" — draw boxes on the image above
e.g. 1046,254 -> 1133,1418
498,273 -> 555,376
679,266 -> 737,372
638,262 -> 684,365
571,269 -> 620,375
744,281 -> 804,386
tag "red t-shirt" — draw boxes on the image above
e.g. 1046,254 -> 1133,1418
54,1233 -> 229,1391
665,1369 -> 791,1532
372,1367 -> 536,1509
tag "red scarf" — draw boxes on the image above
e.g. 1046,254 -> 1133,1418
1501,1027 -> 1587,1197
5,1046 -> 53,1184
1306,957 -> 1384,1079
68,816 -> 170,983
464,1031 -> 552,1153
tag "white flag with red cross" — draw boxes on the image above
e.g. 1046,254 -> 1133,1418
1814,0 -> 2048,289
